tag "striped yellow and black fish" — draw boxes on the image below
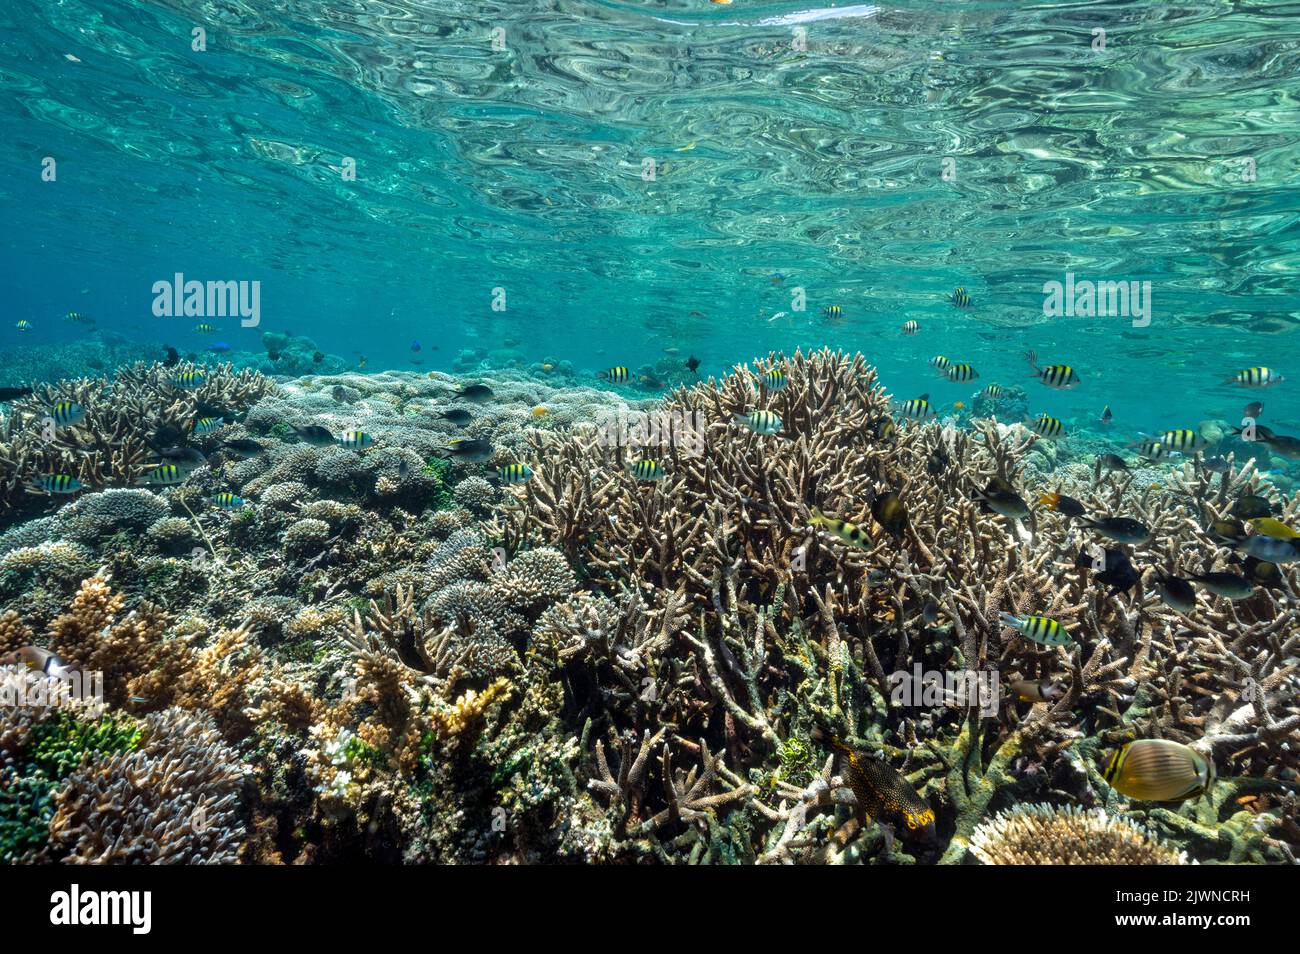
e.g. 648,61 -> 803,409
826,736 -> 935,837
810,508 -> 870,549
599,366 -> 630,383
949,287 -> 972,308
736,410 -> 782,435
762,368 -> 788,391
929,355 -> 951,374
29,473 -> 81,494
195,323 -> 216,334
138,463 -> 188,486
1157,429 -> 1206,452
211,492 -> 246,509
999,612 -> 1072,646
982,384 -> 1004,400
173,370 -> 206,389
946,362 -> 979,383
49,401 -> 86,427
1030,413 -> 1064,438
1226,367 -> 1283,388
1136,439 -> 1170,460
898,394 -> 937,421
822,304 -> 844,320
194,416 -> 224,435
1103,739 -> 1215,803
15,320 -> 32,332
337,430 -> 374,450
900,320 -> 919,336
1025,351 -> 1081,389
628,459 -> 664,481
66,311 -> 94,325
873,417 -> 896,441
497,463 -> 534,485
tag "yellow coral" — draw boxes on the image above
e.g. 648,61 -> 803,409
428,678 -> 512,739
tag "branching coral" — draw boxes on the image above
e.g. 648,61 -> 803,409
46,708 -> 245,863
3,353 -> 1295,865
492,348 -> 1300,863
0,361 -> 270,516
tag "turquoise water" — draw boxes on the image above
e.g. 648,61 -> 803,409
3,0 -> 1300,433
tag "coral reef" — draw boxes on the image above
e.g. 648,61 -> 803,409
1,352 -> 1296,865
45,708 -> 244,864
0,361 -> 270,517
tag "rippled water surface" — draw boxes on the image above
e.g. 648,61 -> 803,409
3,0 -> 1300,429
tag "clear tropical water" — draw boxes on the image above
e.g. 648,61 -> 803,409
3,0 -> 1300,434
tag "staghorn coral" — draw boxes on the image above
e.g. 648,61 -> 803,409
428,678 -> 513,741
970,803 -> 1188,865
0,361 -> 270,517
493,348 -> 1300,863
